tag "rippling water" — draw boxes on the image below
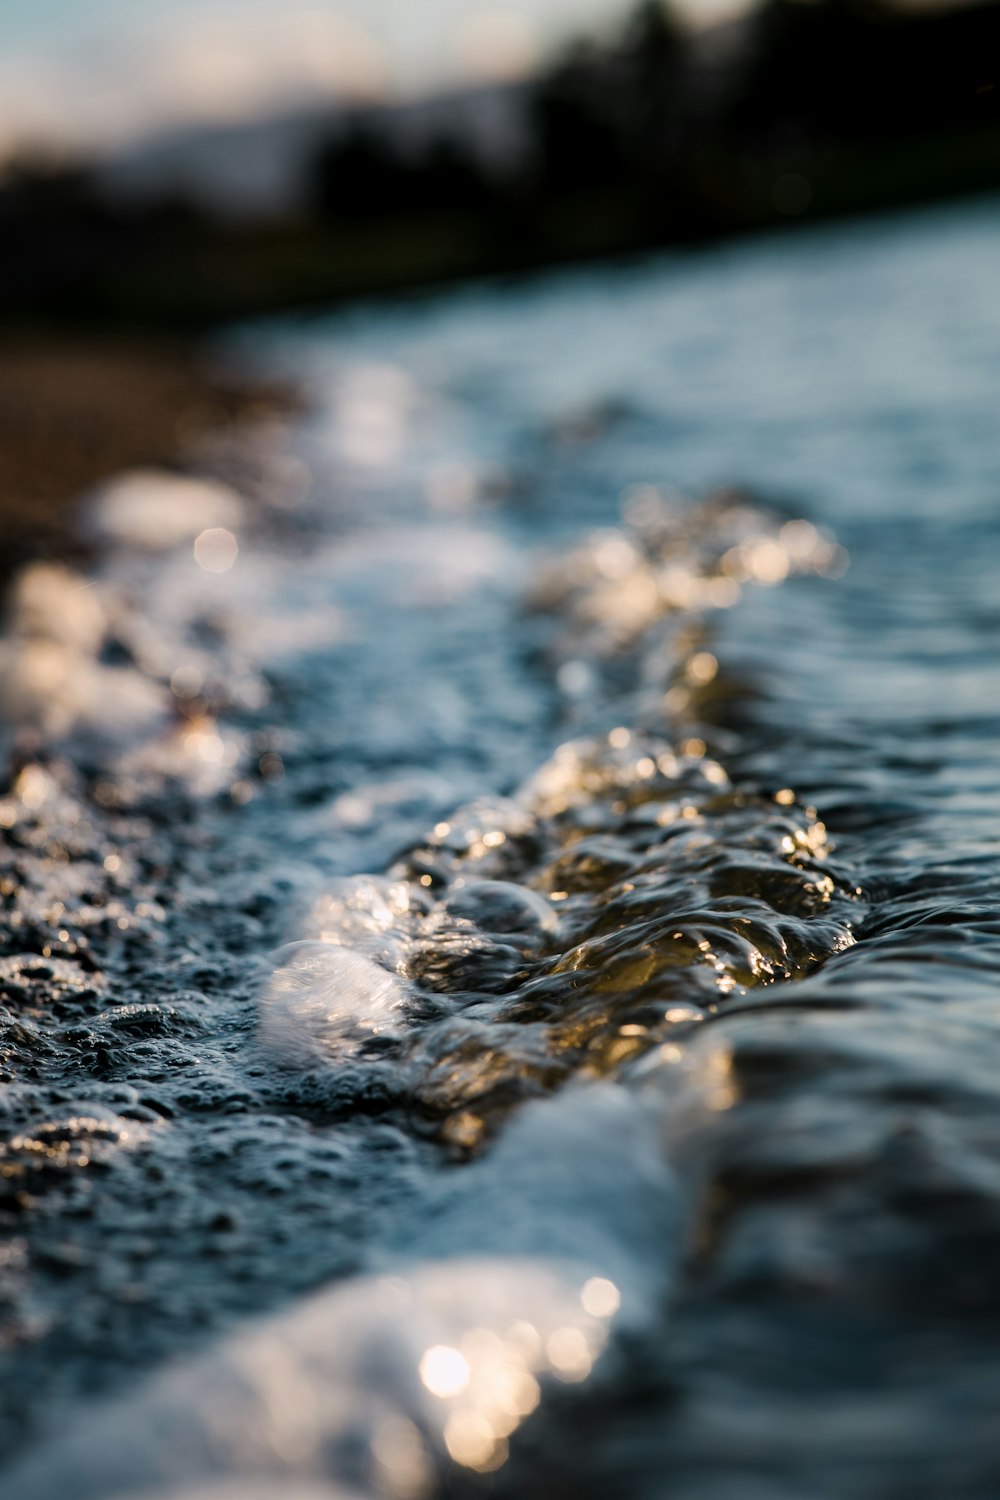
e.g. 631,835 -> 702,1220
3,198 -> 1000,1499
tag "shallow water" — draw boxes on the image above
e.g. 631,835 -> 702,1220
3,197 -> 1000,1499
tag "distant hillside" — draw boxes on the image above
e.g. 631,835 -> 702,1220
95,83 -> 533,218
2,0 -> 998,328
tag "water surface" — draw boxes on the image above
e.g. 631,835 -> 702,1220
2,198 -> 1000,1499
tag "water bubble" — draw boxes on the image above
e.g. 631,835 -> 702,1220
193,528 -> 239,574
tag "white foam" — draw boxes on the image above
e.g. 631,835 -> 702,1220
260,943 -> 409,1067
300,876 -> 417,953
3,1003 -> 766,1500
5,1075 -> 687,1500
0,643 -> 166,742
86,470 -> 244,553
5,563 -> 107,653
7,1258 -> 614,1499
0,564 -> 168,743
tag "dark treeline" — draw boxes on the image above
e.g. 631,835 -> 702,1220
3,0 -> 1000,328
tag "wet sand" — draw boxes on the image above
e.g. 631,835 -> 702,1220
0,335 -> 292,580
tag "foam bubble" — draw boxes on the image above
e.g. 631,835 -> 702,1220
260,943 -> 409,1067
442,879 -> 557,944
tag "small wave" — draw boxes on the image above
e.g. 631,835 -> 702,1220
261,713 -> 859,1157
4,1065 -> 704,1500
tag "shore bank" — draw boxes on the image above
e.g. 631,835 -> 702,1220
0,336 -> 294,582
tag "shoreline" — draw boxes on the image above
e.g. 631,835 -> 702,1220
0,334 -> 296,586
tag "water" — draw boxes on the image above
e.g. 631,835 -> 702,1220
2,197 -> 1000,1499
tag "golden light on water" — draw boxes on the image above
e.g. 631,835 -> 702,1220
719,523 -> 848,588
14,763 -> 53,810
686,651 -> 718,685
410,1271 -> 621,1477
546,1326 -> 593,1381
580,1276 -> 620,1318
181,717 -> 227,765
458,1326 -> 504,1363
506,1319 -> 543,1361
702,1042 -> 738,1112
444,1410 -> 508,1472
665,1003 -> 701,1024
492,1365 -> 541,1418
419,1344 -> 471,1398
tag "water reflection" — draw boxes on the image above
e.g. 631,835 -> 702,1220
193,528 -> 239,574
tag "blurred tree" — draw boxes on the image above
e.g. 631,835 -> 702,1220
722,0 -> 1000,146
531,42 -> 627,192
310,123 -> 491,221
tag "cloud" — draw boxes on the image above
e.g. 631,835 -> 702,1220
0,5 -> 390,152
454,11 -> 540,82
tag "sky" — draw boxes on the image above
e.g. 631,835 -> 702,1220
0,0 -> 728,155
